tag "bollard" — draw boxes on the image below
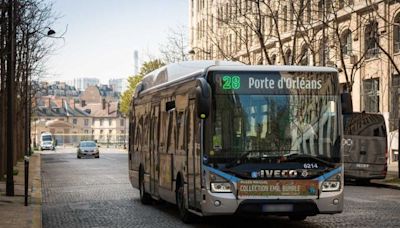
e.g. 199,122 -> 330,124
24,156 -> 29,206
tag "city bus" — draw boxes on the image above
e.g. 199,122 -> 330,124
343,112 -> 387,183
128,61 -> 346,222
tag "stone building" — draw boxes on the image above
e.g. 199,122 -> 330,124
189,0 -> 400,169
32,85 -> 128,147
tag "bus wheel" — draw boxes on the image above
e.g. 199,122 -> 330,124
176,181 -> 195,223
139,170 -> 151,205
289,215 -> 307,221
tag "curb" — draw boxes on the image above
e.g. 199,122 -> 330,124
370,180 -> 400,191
31,153 -> 42,228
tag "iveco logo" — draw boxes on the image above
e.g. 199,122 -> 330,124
257,169 -> 307,178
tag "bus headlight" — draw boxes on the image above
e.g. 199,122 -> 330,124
210,182 -> 232,193
321,174 -> 341,192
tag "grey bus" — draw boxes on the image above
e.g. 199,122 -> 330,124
128,61 -> 345,222
343,112 -> 387,182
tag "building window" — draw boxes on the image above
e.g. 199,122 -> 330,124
363,78 -> 379,112
365,21 -> 379,59
84,119 -> 89,126
393,150 -> 399,162
319,37 -> 329,66
390,74 -> 400,131
299,45 -> 309,66
100,119 -> 103,126
73,119 -> 77,125
270,54 -> 276,64
306,0 -> 311,23
394,13 -> 400,53
284,49 -> 292,65
283,6 -> 288,32
338,0 -> 345,9
84,130 -> 89,134
109,119 -> 112,126
341,29 -> 352,56
318,0 -> 323,19
120,119 -> 125,126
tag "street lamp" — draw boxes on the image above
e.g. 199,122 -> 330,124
188,47 -> 211,60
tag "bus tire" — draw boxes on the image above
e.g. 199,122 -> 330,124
289,215 -> 307,221
176,176 -> 195,223
139,168 -> 151,205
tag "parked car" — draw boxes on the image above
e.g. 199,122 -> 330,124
77,141 -> 99,159
40,132 -> 55,151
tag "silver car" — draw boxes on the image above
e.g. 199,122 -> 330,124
77,141 -> 99,159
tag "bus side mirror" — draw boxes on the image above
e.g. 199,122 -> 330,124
341,93 -> 353,114
195,78 -> 211,119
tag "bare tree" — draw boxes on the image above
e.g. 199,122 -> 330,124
159,25 -> 190,63
0,0 -> 57,180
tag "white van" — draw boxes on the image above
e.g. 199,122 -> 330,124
40,132 -> 55,150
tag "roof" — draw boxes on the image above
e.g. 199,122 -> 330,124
76,102 -> 119,118
139,60 -> 243,93
34,97 -> 90,118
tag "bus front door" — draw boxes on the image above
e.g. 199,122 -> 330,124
150,104 -> 160,196
187,100 -> 201,210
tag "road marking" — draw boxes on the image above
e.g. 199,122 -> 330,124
344,197 -> 376,203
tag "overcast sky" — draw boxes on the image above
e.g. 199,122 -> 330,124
44,0 -> 188,83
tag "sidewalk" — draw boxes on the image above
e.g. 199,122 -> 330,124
0,153 -> 42,228
371,170 -> 400,190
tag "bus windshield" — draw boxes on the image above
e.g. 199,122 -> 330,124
42,135 -> 52,141
207,71 -> 341,172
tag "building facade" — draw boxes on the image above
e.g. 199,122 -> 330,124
189,0 -> 400,169
32,86 -> 128,147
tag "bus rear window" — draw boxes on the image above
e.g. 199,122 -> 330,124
42,135 -> 52,141
343,113 -> 386,137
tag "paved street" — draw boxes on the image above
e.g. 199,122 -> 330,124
41,149 -> 400,228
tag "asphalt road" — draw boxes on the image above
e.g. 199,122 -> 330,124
41,149 -> 400,228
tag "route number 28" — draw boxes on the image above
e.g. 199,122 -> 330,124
222,76 -> 241,90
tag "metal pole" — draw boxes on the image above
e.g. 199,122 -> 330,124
6,0 -> 16,197
24,156 -> 29,206
25,32 -> 30,156
322,0 -> 326,66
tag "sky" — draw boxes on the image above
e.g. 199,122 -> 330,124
45,0 -> 188,83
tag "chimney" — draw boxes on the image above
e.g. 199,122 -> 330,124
102,98 -> 106,110
81,100 -> 86,107
69,99 -> 75,109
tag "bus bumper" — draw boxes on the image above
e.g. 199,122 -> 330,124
201,189 -> 343,216
345,169 -> 386,180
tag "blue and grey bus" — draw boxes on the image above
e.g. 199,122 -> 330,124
128,61 -> 345,222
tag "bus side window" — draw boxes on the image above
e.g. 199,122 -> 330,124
167,110 -> 176,154
136,116 -> 142,152
176,111 -> 185,153
159,110 -> 168,153
143,114 -> 150,149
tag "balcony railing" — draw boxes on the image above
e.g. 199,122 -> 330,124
365,47 -> 380,59
394,42 -> 400,54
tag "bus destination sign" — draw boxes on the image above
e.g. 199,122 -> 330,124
213,72 -> 337,95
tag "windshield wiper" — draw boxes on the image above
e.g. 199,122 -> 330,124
224,151 -> 253,169
225,150 -> 297,169
284,153 -> 336,168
